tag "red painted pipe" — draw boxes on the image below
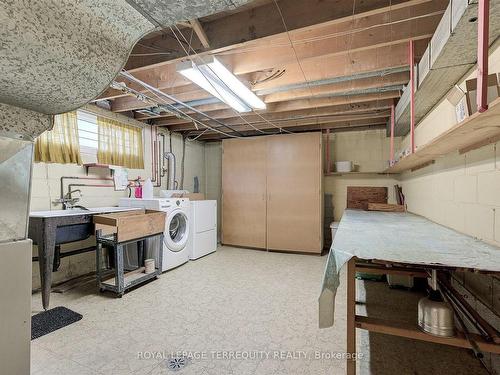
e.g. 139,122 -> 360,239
477,0 -> 490,113
325,129 -> 331,174
409,40 -> 415,154
390,103 -> 395,165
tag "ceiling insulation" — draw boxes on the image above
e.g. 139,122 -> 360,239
0,0 -> 252,138
125,0 -> 253,26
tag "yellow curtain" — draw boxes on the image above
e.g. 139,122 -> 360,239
97,116 -> 144,169
34,111 -> 82,164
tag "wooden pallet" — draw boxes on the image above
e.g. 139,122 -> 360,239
367,203 -> 406,212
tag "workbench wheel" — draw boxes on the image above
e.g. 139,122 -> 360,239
99,288 -> 105,293
117,294 -> 123,298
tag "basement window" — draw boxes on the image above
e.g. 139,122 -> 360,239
77,111 -> 99,162
76,111 -> 144,168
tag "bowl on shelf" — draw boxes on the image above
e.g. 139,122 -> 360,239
334,161 -> 353,173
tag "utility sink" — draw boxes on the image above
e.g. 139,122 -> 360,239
28,205 -> 142,311
30,206 -> 140,218
29,207 -> 142,244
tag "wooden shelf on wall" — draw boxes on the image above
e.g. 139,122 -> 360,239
385,97 -> 500,174
83,163 -> 113,176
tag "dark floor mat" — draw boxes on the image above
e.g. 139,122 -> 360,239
31,306 -> 82,340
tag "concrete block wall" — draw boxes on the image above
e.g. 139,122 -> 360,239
324,129 -> 401,221
397,44 -> 500,374
30,114 -> 206,290
400,146 -> 500,299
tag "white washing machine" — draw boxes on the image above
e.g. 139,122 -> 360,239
187,200 -> 217,260
119,198 -> 190,271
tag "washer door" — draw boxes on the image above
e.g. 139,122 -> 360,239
164,209 -> 189,252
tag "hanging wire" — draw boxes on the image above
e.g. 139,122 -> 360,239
345,0 -> 357,126
272,0 -> 322,129
115,76 -> 242,139
169,24 -> 284,136
121,1 -> 248,139
209,12 -> 442,55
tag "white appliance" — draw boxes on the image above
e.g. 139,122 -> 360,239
119,198 -> 190,271
187,200 -> 217,260
0,137 -> 33,374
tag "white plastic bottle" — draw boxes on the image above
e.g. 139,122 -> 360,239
142,178 -> 154,199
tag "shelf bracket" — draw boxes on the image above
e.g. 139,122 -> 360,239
325,129 -> 331,174
477,0 -> 490,113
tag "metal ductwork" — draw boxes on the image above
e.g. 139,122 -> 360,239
163,152 -> 176,190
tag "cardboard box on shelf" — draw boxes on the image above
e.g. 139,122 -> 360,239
465,74 -> 499,116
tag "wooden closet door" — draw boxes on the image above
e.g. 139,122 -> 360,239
266,133 -> 323,253
222,138 -> 267,249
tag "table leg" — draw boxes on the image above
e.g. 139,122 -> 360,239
157,234 -> 163,274
116,244 -> 124,295
137,240 -> 144,267
38,223 -> 56,311
96,237 -> 102,287
347,258 -> 356,375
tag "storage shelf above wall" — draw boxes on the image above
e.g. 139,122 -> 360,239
393,0 -> 500,136
83,163 -> 113,176
385,98 -> 500,174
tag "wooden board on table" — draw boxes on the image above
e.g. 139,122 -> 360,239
94,210 -> 165,243
367,203 -> 406,212
347,186 -> 387,210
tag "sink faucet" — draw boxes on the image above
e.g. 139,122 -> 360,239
65,188 -> 82,200
53,188 -> 84,209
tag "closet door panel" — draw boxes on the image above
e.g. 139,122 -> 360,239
222,138 -> 267,248
266,133 -> 322,253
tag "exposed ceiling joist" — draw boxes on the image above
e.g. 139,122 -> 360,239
97,0 -> 450,138
194,118 -> 388,140
153,100 -> 395,126
189,19 -> 211,48
126,0 -> 440,70
168,111 -> 390,132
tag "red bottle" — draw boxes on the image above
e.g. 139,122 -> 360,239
134,177 -> 142,198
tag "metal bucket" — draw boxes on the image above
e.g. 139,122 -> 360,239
418,291 -> 455,337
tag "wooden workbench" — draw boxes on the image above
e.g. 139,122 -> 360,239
319,209 -> 500,375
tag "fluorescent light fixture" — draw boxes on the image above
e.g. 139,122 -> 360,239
177,57 -> 266,113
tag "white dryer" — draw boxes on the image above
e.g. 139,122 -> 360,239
119,198 -> 190,271
186,200 -> 217,260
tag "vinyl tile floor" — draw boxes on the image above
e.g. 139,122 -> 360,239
31,246 -> 489,375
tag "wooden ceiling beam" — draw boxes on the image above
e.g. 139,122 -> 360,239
126,0 -> 439,70
194,118 -> 388,140
189,19 -> 211,49
134,70 -> 406,120
154,100 -> 394,126
266,91 -> 401,113
221,14 -> 440,76
167,111 -> 390,132
151,92 -> 400,126
107,37 -> 426,113
99,0 -> 440,104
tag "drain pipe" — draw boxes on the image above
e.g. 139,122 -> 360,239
163,152 -> 176,190
159,132 -> 166,178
